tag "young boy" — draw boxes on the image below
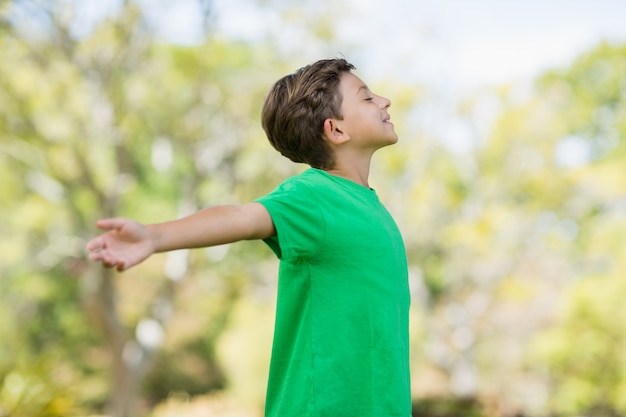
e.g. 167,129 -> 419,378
87,58 -> 411,417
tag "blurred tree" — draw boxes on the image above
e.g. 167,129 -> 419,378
403,41 -> 626,415
528,42 -> 626,416
0,1 -> 289,416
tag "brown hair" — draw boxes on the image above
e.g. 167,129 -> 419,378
261,58 -> 356,169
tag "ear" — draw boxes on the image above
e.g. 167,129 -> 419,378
323,118 -> 350,145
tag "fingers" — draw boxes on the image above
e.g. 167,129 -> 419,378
95,217 -> 127,231
87,218 -> 135,272
86,236 -> 104,252
87,218 -> 130,251
86,219 -> 125,271
88,248 -> 126,271
103,255 -> 125,271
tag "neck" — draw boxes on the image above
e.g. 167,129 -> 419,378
325,154 -> 372,188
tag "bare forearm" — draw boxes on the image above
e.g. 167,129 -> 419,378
87,202 -> 274,272
148,203 -> 275,253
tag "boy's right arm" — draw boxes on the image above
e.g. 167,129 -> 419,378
86,202 -> 275,272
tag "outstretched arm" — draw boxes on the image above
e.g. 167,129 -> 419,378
86,202 -> 275,272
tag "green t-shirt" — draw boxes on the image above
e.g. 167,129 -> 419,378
255,168 -> 411,417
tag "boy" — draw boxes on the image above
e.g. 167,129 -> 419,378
87,58 -> 411,417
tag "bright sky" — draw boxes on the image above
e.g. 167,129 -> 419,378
138,0 -> 626,89
84,0 -> 626,89
369,0 -> 626,87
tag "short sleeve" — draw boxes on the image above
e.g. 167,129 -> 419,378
254,178 -> 326,261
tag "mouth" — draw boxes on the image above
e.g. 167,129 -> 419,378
383,115 -> 392,124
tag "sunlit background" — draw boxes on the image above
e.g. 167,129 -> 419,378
1,1 -> 626,416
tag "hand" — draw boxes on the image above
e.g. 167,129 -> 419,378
86,218 -> 156,272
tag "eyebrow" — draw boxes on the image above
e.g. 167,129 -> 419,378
356,85 -> 370,94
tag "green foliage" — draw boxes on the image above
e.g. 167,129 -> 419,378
532,273 -> 626,415
537,41 -> 626,162
402,41 -> 626,416
412,397 -> 483,417
0,1 -> 287,416
0,361 -> 77,417
487,42 -> 626,415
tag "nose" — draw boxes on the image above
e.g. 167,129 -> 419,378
378,95 -> 391,109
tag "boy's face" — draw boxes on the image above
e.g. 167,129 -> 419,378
336,72 -> 398,150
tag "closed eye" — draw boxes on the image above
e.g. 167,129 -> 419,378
365,97 -> 374,101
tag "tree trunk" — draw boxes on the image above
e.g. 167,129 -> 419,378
82,267 -> 135,417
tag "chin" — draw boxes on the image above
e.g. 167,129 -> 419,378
378,138 -> 398,149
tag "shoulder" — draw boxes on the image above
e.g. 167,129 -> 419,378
286,168 -> 330,186
253,169 -> 328,260
255,169 -> 326,211
263,169 -> 332,197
